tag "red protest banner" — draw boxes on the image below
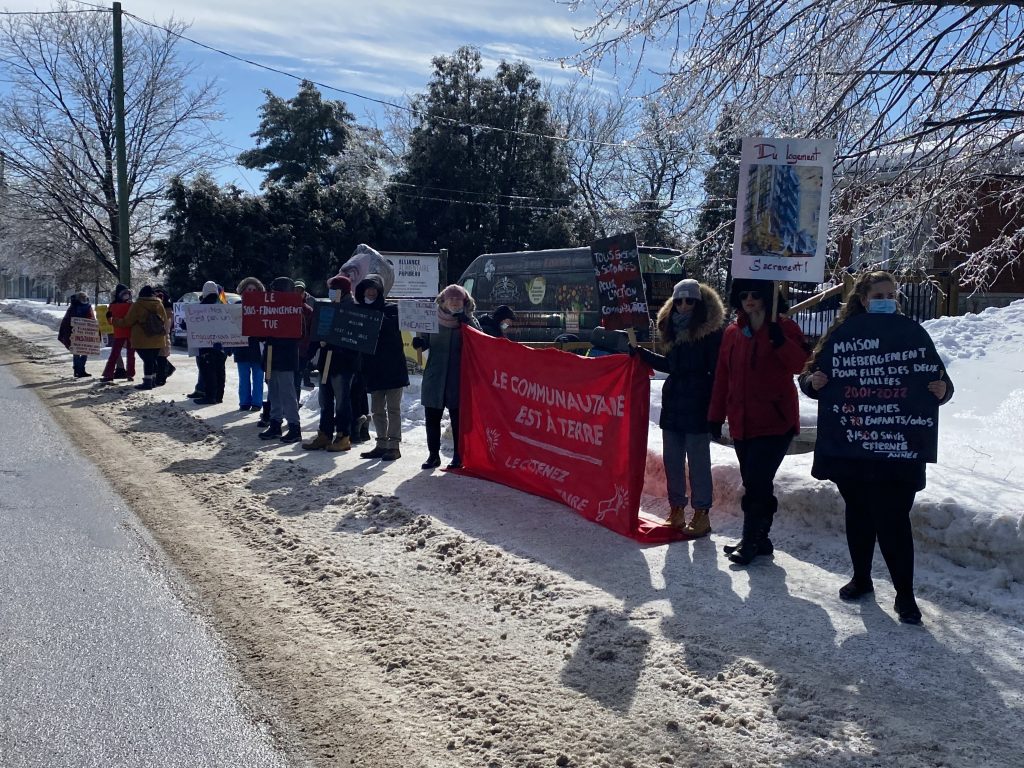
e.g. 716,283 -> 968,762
242,291 -> 305,338
458,327 -> 688,543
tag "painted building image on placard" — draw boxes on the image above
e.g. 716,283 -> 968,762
741,163 -> 823,258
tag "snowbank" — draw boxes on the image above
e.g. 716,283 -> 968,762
0,299 -> 67,331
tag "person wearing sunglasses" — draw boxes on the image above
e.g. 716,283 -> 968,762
708,278 -> 809,565
629,278 -> 725,536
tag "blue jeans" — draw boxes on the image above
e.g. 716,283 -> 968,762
662,430 -> 713,509
317,372 -> 353,437
236,362 -> 264,407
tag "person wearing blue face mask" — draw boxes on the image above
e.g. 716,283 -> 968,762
629,279 -> 725,536
799,270 -> 954,625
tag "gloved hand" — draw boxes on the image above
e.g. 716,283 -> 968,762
768,322 -> 785,348
411,336 -> 426,351
627,343 -> 638,357
457,312 -> 471,324
708,422 -> 724,441
105,311 -> 113,322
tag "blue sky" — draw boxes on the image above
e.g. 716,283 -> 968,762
8,0 -> 627,191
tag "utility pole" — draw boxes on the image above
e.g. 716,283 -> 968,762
112,2 -> 132,288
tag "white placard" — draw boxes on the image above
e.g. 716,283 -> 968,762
398,300 -> 439,333
732,137 -> 834,283
69,317 -> 102,355
385,255 -> 440,299
185,303 -> 246,355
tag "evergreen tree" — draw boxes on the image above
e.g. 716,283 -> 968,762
238,80 -> 355,188
397,46 -> 583,277
691,111 -> 740,291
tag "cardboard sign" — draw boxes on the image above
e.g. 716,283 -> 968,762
384,255 -> 440,299
733,137 -> 834,282
312,300 -> 382,354
172,302 -> 187,341
185,303 -> 246,352
69,317 -> 101,355
815,313 -> 943,463
458,328 -> 687,543
95,305 -> 114,336
398,300 -> 438,333
591,232 -> 649,331
242,291 -> 305,338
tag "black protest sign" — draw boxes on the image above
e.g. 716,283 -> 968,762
590,232 -> 648,331
312,300 -> 383,354
816,313 -> 944,463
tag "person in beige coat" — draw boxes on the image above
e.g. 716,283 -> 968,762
112,285 -> 168,390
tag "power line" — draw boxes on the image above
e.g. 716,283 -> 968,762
119,10 -> 667,154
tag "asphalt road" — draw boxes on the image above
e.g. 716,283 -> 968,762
0,361 -> 290,768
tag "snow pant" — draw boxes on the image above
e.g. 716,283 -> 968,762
317,371 -> 353,437
425,406 -> 460,460
268,369 -> 300,429
236,362 -> 264,408
102,338 -> 136,379
72,355 -> 87,376
137,348 -> 160,379
197,349 -> 227,403
732,431 -> 793,544
836,480 -> 917,596
662,430 -> 713,509
350,372 -> 369,436
370,388 -> 404,450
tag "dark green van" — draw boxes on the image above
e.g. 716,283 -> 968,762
458,246 -> 684,342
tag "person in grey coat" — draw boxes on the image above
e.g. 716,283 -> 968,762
412,284 -> 481,470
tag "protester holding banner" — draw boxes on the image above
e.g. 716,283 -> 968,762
412,284 -> 481,470
630,279 -> 724,536
303,274 -> 359,452
100,284 -> 136,383
708,278 -> 808,565
259,277 -> 304,444
798,271 -> 954,624
111,285 -> 168,391
152,287 -> 176,386
354,274 -> 410,461
231,277 -> 266,412
193,282 -> 228,405
58,292 -> 96,378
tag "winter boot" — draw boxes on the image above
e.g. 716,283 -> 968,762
728,500 -> 765,566
280,424 -> 302,444
421,453 -> 441,470
360,419 -> 371,443
134,376 -> 155,391
666,506 -> 687,529
360,445 -> 388,459
302,431 -> 331,451
257,402 -> 271,428
894,593 -> 922,625
350,416 -> 369,444
446,454 -> 463,470
684,509 -> 712,538
327,435 -> 352,452
258,420 -> 283,440
380,448 -> 401,461
839,579 -> 875,601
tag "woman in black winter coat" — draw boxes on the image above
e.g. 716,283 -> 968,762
354,275 -> 410,461
630,279 -> 725,535
799,270 -> 954,624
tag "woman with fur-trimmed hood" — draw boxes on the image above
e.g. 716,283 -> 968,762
631,279 -> 725,536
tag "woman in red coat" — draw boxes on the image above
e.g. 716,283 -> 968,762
708,278 -> 808,565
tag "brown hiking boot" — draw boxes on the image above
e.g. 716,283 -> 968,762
302,431 -> 331,451
327,435 -> 351,452
667,505 -> 687,529
684,509 -> 712,537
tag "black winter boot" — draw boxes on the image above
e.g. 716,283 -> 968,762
259,420 -> 283,439
728,499 -> 765,566
280,423 -> 302,444
257,402 -> 271,428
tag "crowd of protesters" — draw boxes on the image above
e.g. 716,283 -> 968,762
56,267 -> 952,625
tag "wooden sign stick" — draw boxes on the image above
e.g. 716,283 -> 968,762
771,280 -> 780,322
265,345 -> 273,383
